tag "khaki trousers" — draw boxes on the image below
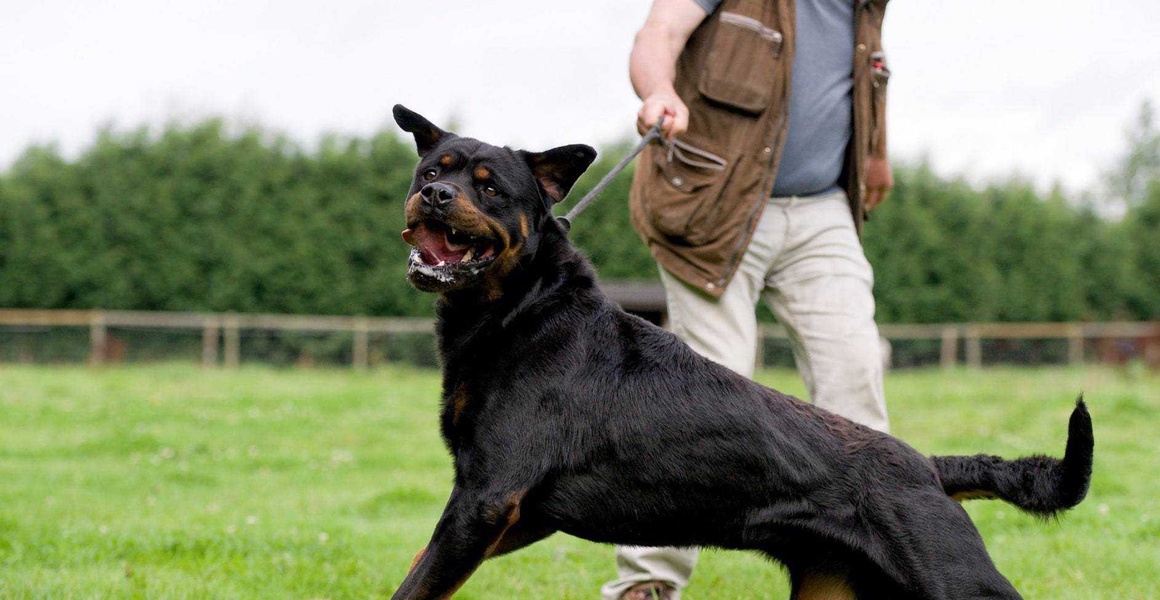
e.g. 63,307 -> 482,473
602,190 -> 889,600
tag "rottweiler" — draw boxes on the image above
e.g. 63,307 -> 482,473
389,105 -> 1094,600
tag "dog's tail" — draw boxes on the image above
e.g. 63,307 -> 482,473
931,398 -> 1093,516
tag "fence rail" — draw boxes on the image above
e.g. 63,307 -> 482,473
759,321 -> 1160,369
1,309 -> 1158,369
0,309 -> 433,369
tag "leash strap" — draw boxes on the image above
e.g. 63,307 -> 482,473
557,118 -> 666,232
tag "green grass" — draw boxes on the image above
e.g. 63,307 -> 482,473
0,364 -> 1156,599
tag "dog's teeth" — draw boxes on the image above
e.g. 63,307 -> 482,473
463,248 -> 474,262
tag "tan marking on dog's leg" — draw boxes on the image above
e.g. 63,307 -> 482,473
409,547 -> 426,572
951,489 -> 999,502
483,491 -> 525,559
794,574 -> 857,600
425,494 -> 525,599
400,492 -> 523,600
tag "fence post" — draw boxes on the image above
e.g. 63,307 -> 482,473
89,310 -> 107,366
1067,323 -> 1085,366
223,314 -> 240,369
353,317 -> 369,370
939,326 -> 958,368
965,325 -> 982,369
202,317 -> 220,367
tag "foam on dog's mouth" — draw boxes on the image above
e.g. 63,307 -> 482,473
402,221 -> 496,267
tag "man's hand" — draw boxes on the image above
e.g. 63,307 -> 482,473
629,0 -> 708,141
638,90 -> 689,140
864,156 -> 893,211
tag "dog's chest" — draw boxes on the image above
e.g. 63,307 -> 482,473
445,383 -> 473,427
439,381 -> 480,449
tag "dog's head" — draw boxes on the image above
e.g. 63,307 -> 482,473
394,105 -> 596,295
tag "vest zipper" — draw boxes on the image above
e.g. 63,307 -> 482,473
719,11 -> 784,46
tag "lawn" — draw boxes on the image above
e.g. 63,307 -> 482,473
0,364 -> 1156,599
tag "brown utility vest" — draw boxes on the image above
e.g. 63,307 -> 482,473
629,0 -> 890,298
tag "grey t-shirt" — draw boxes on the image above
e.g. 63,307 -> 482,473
693,0 -> 854,197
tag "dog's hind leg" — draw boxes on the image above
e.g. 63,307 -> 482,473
868,490 -> 1025,600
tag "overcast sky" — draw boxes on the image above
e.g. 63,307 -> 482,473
3,1 -> 1158,195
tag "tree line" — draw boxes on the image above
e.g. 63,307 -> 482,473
1,105 -> 1157,323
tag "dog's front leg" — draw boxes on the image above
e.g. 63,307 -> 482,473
391,486 -> 525,600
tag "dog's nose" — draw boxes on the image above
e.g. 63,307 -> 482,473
420,182 -> 457,208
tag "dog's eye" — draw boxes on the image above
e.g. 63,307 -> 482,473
483,185 -> 499,198
422,168 -> 438,182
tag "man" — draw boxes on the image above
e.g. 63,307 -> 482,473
605,0 -> 893,598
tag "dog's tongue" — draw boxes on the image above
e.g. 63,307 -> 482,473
402,225 -> 468,264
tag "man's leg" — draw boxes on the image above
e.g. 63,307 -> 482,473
603,203 -> 787,600
763,191 -> 889,432
602,545 -> 697,600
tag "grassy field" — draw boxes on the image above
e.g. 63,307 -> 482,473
0,364 -> 1157,599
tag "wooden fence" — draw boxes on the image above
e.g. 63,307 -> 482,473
0,309 -> 432,369
1,309 -> 1157,369
760,321 -> 1160,369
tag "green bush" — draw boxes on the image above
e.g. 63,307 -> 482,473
1,106 -> 1157,322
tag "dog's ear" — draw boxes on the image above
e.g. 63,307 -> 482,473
522,144 -> 598,204
393,105 -> 452,157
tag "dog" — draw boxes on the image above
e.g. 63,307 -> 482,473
389,105 -> 1094,600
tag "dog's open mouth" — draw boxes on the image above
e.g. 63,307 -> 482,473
402,220 -> 499,289
404,220 -> 497,266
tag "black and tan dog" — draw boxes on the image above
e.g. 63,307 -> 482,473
390,105 -> 1093,600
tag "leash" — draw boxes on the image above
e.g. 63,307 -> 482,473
556,118 -> 666,232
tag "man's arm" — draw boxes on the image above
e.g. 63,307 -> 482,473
865,155 -> 893,211
629,0 -> 711,140
865,47 -> 893,210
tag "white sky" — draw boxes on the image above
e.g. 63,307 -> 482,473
2,1 -> 1158,195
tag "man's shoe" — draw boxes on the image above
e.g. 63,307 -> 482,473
619,581 -> 676,600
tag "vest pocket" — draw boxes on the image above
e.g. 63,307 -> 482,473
697,11 -> 782,115
645,137 -> 735,245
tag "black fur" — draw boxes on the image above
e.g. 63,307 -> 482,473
389,106 -> 1095,600
931,398 -> 1092,516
